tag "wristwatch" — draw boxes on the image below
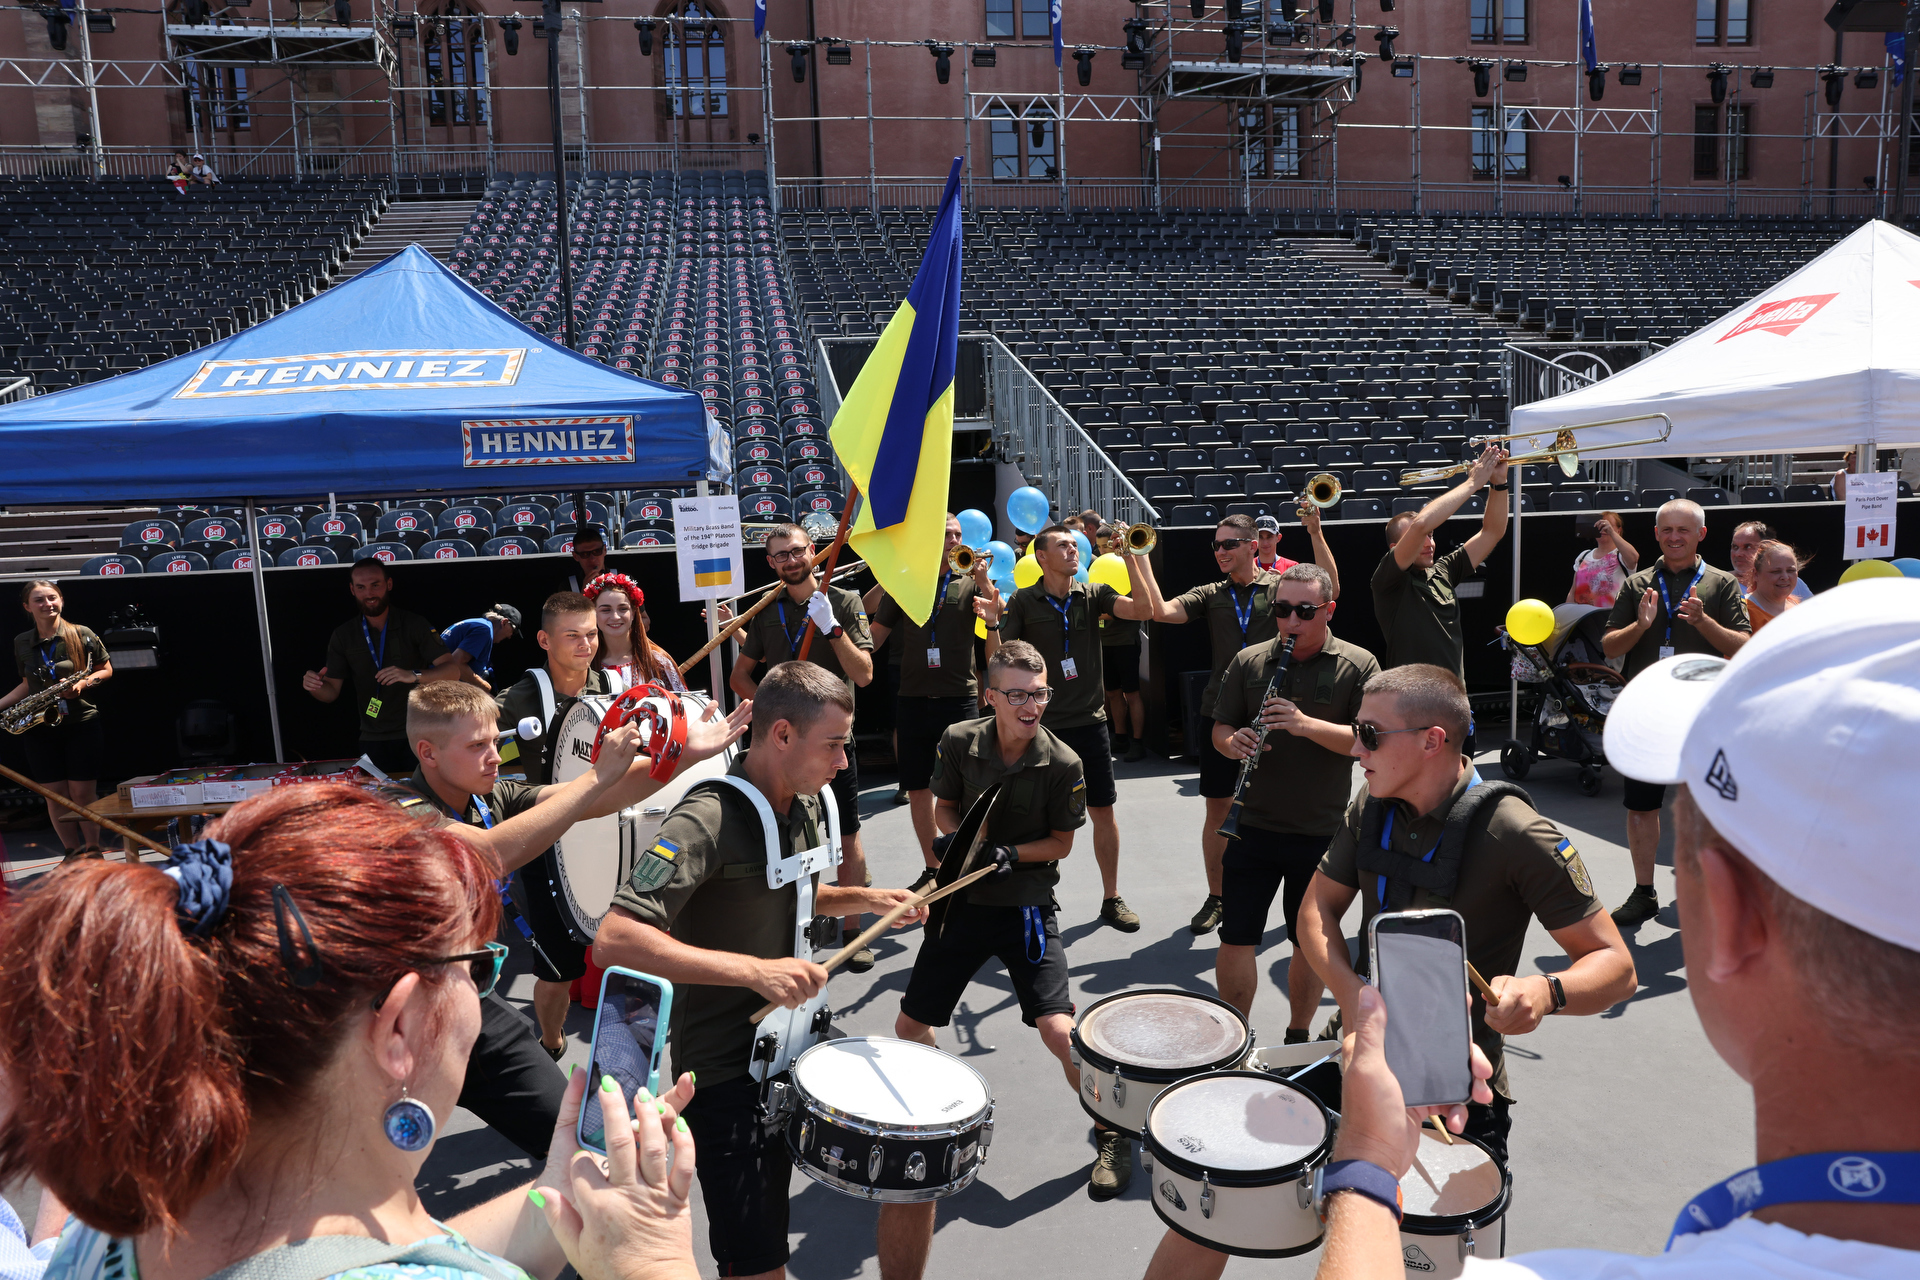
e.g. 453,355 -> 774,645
1490,482 -> 1509,492
983,623 -> 1001,631
1312,1160 -> 1404,1223
1544,972 -> 1567,1013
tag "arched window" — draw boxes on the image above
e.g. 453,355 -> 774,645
663,3 -> 727,118
422,2 -> 490,128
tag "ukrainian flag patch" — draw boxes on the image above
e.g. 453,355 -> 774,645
629,837 -> 682,893
1070,776 -> 1088,818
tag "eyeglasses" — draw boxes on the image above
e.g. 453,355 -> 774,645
992,686 -> 1054,706
1353,721 -> 1441,751
1272,601 -> 1324,621
437,943 -> 509,998
768,547 -> 810,563
1211,537 -> 1252,552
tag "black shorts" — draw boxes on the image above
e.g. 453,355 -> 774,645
1622,777 -> 1667,813
459,991 -> 568,1158
22,715 -> 105,783
1048,721 -> 1116,808
901,898 -> 1074,1028
512,852 -> 590,983
1102,642 -> 1140,694
1198,719 -> 1240,799
830,753 -> 861,835
681,1074 -> 791,1276
359,737 -> 418,777
1220,827 -> 1332,948
895,694 -> 978,791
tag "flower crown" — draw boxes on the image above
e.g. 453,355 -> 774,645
584,571 -> 644,608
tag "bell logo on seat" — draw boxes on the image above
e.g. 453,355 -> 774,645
434,546 -> 459,560
141,528 -> 162,542
397,516 -> 417,530
500,544 -> 523,555
166,559 -> 190,573
101,562 -> 126,576
298,553 -> 321,566
373,549 -> 395,563
324,519 -> 346,534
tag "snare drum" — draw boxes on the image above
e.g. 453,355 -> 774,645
1141,1071 -> 1333,1258
1395,1128 -> 1510,1278
785,1037 -> 994,1203
548,691 -> 735,945
1071,988 -> 1252,1133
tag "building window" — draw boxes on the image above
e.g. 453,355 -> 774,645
987,0 -> 1050,39
1471,105 -> 1530,178
1239,105 -> 1301,179
1470,0 -> 1527,45
1696,0 -> 1751,46
421,6 -> 488,128
664,3 -> 727,118
1693,104 -> 1718,176
985,0 -> 1013,38
1694,103 -> 1751,179
186,60 -> 248,132
988,100 -> 1056,180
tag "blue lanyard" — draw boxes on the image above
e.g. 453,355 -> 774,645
927,569 -> 953,631
1375,767 -> 1483,907
471,794 -> 495,828
470,792 -> 538,945
37,637 -> 60,682
1227,580 -> 1257,644
1655,559 -> 1708,648
1044,587 -> 1075,632
1667,1152 -> 1920,1250
776,598 -> 809,657
362,617 -> 388,670
1022,905 -> 1048,964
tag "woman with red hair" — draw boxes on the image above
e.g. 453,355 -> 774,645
585,573 -> 685,692
0,784 -> 699,1280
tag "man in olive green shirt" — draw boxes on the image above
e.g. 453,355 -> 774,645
1211,563 -> 1378,1038
978,522 -> 1155,932
1369,443 -> 1510,681
1601,498 -> 1750,927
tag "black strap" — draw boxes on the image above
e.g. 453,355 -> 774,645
1355,781 -> 1534,912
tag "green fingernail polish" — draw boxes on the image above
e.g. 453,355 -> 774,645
656,1100 -> 668,1114
601,1074 -> 618,1093
527,1189 -> 547,1208
676,1117 -> 689,1134
689,1070 -> 697,1084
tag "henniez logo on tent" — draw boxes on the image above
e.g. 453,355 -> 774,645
1716,293 -> 1838,343
462,416 -> 636,467
175,349 -> 526,398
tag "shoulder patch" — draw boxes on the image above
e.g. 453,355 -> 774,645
1070,776 -> 1088,819
1555,838 -> 1595,897
628,837 -> 681,893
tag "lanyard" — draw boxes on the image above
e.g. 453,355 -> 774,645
1667,1152 -> 1920,1250
37,636 -> 60,682
1227,580 -> 1258,644
1655,559 -> 1708,648
362,617 -> 388,670
471,794 -> 495,828
1375,768 -> 1483,907
1044,587 -> 1075,632
927,569 -> 953,631
775,599 -> 807,657
1022,905 -> 1048,965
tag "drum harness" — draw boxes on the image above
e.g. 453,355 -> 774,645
1353,769 -> 1539,913
511,667 -> 633,944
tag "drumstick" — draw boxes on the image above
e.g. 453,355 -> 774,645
678,578 -> 787,676
1466,961 -> 1501,1005
0,762 -> 170,856
1428,1115 -> 1456,1146
748,863 -> 995,1024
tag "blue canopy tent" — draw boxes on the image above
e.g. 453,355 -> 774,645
0,245 -> 727,758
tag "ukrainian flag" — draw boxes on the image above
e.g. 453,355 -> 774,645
693,556 -> 732,588
829,157 -> 963,626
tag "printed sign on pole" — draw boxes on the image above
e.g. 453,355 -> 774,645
1842,471 -> 1898,561
675,496 -> 744,600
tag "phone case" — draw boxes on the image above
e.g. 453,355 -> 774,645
578,966 -> 675,1155
1366,909 -> 1474,1108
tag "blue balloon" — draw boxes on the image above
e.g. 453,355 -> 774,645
956,508 -> 993,549
1072,531 -> 1094,568
1007,486 -> 1051,534
984,540 -> 1018,578
1074,566 -> 1090,584
1894,557 -> 1920,579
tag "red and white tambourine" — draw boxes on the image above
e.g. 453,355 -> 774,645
590,682 -> 688,782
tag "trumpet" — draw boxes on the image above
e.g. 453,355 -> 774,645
1397,414 -> 1675,487
1299,473 -> 1342,510
1123,523 -> 1157,556
949,544 -> 983,574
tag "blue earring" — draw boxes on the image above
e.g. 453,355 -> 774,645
384,1086 -> 437,1153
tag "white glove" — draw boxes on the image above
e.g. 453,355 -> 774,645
805,590 -> 841,637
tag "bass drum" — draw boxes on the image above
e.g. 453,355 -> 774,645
549,691 -> 735,945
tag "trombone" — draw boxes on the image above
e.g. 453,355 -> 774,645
1396,414 -> 1675,487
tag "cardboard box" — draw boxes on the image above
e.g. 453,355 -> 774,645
125,767 -> 222,808
203,762 -> 295,804
273,759 -> 374,788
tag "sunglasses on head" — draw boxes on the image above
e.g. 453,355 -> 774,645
1211,537 -> 1252,552
1353,721 -> 1442,752
1272,600 -> 1324,621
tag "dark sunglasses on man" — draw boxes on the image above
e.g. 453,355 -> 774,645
1352,721 -> 1442,752
1211,537 -> 1252,552
1271,600 -> 1325,621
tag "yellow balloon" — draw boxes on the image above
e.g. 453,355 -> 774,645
1838,558 -> 1903,584
1505,598 -> 1557,647
1013,553 -> 1042,589
1088,552 -> 1132,592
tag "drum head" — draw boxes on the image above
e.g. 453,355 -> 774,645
1077,991 -> 1248,1072
1147,1074 -> 1328,1175
793,1037 -> 990,1130
1401,1128 -> 1505,1220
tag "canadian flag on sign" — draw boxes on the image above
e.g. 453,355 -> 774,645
1843,472 -> 1899,562
1858,524 -> 1889,549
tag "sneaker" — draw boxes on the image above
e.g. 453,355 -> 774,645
893,788 -> 909,805
1283,1027 -> 1310,1045
1110,734 -> 1132,756
907,866 -> 938,895
1189,894 -> 1224,935
1100,896 -> 1141,933
1088,1128 -> 1133,1200
1123,738 -> 1147,763
1610,885 -> 1660,929
845,947 -> 876,973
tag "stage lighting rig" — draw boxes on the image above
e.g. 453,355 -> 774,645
1822,65 -> 1846,107
334,0 -> 349,26
41,6 -> 69,49
1225,21 -> 1244,61
1318,0 -> 1333,20
972,45 -> 996,67
1617,63 -> 1641,85
1588,65 -> 1605,100
1373,26 -> 1396,58
633,17 -> 653,54
1267,23 -> 1296,45
826,42 -> 851,65
502,13 -> 521,54
1123,18 -> 1147,67
392,15 -> 416,38
789,42 -> 809,83
1557,174 -> 1572,189
928,42 -> 953,84
1380,0 -> 1394,9
1224,0 -> 1241,19
1335,25 -> 1356,45
1347,50 -> 1367,89
1073,47 -> 1096,85
85,10 -> 111,31
1749,67 -> 1773,88
1391,56 -> 1414,77
1707,64 -> 1728,103
1503,59 -> 1526,81
1855,67 -> 1877,89
1465,57 -> 1492,97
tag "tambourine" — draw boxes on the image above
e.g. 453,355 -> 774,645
590,683 -> 688,783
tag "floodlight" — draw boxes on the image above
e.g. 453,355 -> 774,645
789,42 -> 809,83
1749,67 -> 1773,88
634,18 -> 654,55
1617,63 -> 1642,85
929,42 -> 953,84
1708,65 -> 1728,103
826,42 -> 851,64
1392,57 -> 1414,77
973,45 -> 997,67
1074,47 -> 1096,85
1855,67 -> 1878,89
502,13 -> 520,54
1504,60 -> 1526,82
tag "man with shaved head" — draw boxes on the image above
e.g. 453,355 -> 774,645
1601,498 -> 1749,928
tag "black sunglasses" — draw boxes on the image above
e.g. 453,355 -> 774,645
1353,721 -> 1442,751
1211,537 -> 1252,552
374,942 -> 509,1008
1272,601 -> 1324,621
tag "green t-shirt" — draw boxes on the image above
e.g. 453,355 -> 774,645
872,572 -> 982,699
1210,634 -> 1378,837
1370,546 -> 1473,679
13,624 -> 111,724
1605,557 -> 1750,680
1172,571 -> 1281,718
928,715 -> 1088,907
606,752 -> 827,1088
323,609 -> 449,741
392,769 -> 545,828
494,667 -> 616,786
998,579 -> 1122,730
738,583 -> 873,698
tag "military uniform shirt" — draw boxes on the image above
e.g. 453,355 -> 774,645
738,583 -> 873,698
1606,557 -> 1750,681
12,625 -> 110,724
495,668 -> 616,785
998,580 -> 1122,730
1370,546 -> 1473,679
392,769 -> 545,829
1172,571 -> 1281,718
1211,634 -> 1378,837
928,715 -> 1087,908
872,573 -> 982,699
323,609 -> 449,741
608,752 -> 828,1088
1319,769 -> 1601,1100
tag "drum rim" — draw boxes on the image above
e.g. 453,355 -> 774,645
1150,1205 -> 1325,1261
1396,1130 -> 1514,1235
788,1153 -> 985,1204
789,1036 -> 994,1138
1070,987 -> 1254,1080
1142,1069 -> 1333,1188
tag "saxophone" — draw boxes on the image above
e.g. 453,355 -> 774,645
2,661 -> 94,735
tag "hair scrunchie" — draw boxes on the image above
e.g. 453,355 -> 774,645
162,839 -> 233,938
584,571 -> 644,609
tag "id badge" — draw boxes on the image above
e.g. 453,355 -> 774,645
1658,646 -> 1675,661
1060,657 -> 1080,681
926,646 -> 941,669
365,696 -> 384,718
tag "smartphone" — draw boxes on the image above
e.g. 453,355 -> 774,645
578,967 -> 674,1155
1367,909 -> 1474,1108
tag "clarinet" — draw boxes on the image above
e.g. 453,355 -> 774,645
1216,635 -> 1297,842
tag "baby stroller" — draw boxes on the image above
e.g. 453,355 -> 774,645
1497,604 -> 1627,796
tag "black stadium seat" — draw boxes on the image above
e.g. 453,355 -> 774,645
419,538 -> 475,560
279,545 -> 340,568
1783,484 -> 1830,503
483,535 -> 541,557
82,553 -> 144,576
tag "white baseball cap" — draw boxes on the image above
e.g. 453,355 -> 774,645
1604,578 -> 1920,952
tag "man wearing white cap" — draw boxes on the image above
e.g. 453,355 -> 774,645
1308,579 -> 1920,1280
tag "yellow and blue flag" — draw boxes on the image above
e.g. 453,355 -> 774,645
829,156 -> 963,626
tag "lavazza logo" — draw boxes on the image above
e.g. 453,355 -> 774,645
1716,293 -> 1837,343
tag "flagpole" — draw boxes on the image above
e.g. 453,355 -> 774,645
796,485 -> 861,662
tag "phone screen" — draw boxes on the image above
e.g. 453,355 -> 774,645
579,970 -> 670,1153
1369,910 -> 1474,1108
